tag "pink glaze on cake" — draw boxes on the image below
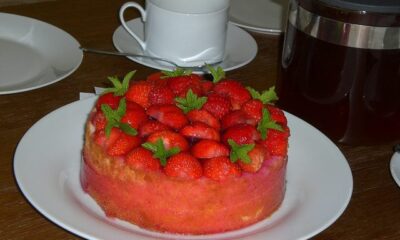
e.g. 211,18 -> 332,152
81,126 -> 287,234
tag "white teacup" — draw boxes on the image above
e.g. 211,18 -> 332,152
119,0 -> 230,67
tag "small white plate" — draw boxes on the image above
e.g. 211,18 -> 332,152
390,152 -> 400,187
229,0 -> 289,34
112,18 -> 257,72
14,97 -> 352,240
0,13 -> 82,95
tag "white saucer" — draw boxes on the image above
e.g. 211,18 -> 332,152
0,13 -> 82,95
390,152 -> 400,187
229,0 -> 289,35
112,18 -> 257,72
14,97 -> 352,240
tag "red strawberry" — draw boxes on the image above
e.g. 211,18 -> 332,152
164,152 -> 202,179
201,93 -> 231,119
147,130 -> 189,151
259,126 -> 290,156
121,108 -> 148,129
139,120 -> 171,138
203,157 -> 241,181
186,109 -> 220,130
148,86 -> 175,105
146,72 -> 164,82
266,104 -> 287,125
167,74 -> 203,97
126,101 -> 146,111
213,80 -> 251,110
126,81 -> 153,108
221,110 -> 257,130
146,104 -> 188,130
191,139 -> 229,159
94,128 -> 121,148
237,144 -> 268,173
96,93 -> 121,110
125,147 -> 161,171
91,111 -> 107,131
106,132 -> 141,156
180,122 -> 220,141
201,80 -> 214,94
242,99 -> 264,122
222,124 -> 261,145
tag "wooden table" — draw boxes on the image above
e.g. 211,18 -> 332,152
1,1 -> 399,239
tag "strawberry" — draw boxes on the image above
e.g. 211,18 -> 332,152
107,132 -> 141,156
94,128 -> 121,148
121,108 -> 148,129
242,99 -> 264,122
126,100 -> 146,111
266,104 -> 287,125
259,126 -> 290,156
180,122 -> 220,141
203,156 -> 241,181
96,93 -> 121,110
166,71 -> 203,97
222,124 -> 261,145
146,104 -> 188,130
221,110 -> 257,130
201,93 -> 231,119
191,139 -> 229,159
175,89 -> 207,114
148,86 -> 175,105
164,152 -> 202,179
142,138 -> 181,166
101,98 -> 138,137
126,81 -> 153,108
139,120 -> 171,138
146,71 -> 164,82
201,80 -> 214,94
256,108 -> 284,141
91,111 -> 107,131
186,109 -> 220,130
125,147 -> 161,171
147,130 -> 189,152
228,140 -> 267,173
213,80 -> 251,110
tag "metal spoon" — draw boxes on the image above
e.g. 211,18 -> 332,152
79,47 -> 222,72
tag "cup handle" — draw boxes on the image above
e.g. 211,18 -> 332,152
119,2 -> 147,50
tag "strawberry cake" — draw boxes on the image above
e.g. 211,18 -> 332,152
81,68 -> 290,234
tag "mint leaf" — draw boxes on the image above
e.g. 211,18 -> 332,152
257,108 -> 283,140
246,86 -> 278,104
142,139 -> 181,166
102,71 -> 136,96
161,68 -> 192,78
175,89 -> 207,113
228,139 -> 255,164
101,97 -> 137,137
206,65 -> 225,83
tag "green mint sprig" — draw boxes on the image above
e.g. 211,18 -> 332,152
206,64 -> 225,83
102,71 -> 136,96
161,68 -> 192,78
142,139 -> 181,166
257,108 -> 283,140
175,89 -> 207,113
228,139 -> 255,164
101,98 -> 137,137
246,86 -> 278,104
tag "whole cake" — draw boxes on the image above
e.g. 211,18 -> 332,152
81,68 -> 290,234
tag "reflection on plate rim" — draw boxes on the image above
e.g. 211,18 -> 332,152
390,152 -> 400,187
0,13 -> 82,95
14,97 -> 353,240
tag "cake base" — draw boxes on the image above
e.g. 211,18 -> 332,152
81,130 -> 287,234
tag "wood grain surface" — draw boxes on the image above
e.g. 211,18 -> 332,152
0,1 -> 399,239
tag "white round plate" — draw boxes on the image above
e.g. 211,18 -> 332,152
0,13 -> 82,95
229,0 -> 289,34
14,97 -> 353,240
390,152 -> 400,187
112,18 -> 257,72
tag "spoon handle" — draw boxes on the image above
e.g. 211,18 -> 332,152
79,47 -> 179,67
